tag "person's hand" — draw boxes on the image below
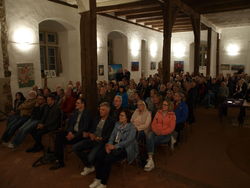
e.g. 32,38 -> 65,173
96,137 -> 103,141
89,133 -> 96,141
105,144 -> 115,153
9,111 -> 15,116
37,124 -> 44,129
83,132 -> 89,138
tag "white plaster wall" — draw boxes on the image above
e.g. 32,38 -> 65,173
5,0 -> 80,97
220,26 -> 250,75
97,15 -> 163,82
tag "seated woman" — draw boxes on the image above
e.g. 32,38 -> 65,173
89,109 -> 138,188
131,100 -> 151,142
144,100 -> 176,172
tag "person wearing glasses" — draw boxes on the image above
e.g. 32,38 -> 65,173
49,98 -> 90,170
89,109 -> 138,188
144,100 -> 176,172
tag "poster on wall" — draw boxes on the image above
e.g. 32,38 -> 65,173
231,64 -> 245,71
108,64 -> 122,80
131,61 -> 139,71
50,70 -> 57,78
17,63 -> 35,88
150,62 -> 156,70
99,65 -> 104,76
221,64 -> 230,70
174,61 -> 184,73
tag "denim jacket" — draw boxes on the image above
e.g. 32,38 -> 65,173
108,122 -> 138,164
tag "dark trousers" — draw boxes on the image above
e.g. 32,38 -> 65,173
30,128 -> 50,148
54,131 -> 83,164
1,116 -> 29,142
175,122 -> 185,143
95,147 -> 127,185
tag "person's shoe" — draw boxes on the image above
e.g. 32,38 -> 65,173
31,145 -> 44,153
96,184 -> 107,188
49,161 -> 65,170
89,179 -> 101,188
81,166 -> 95,176
7,143 -> 16,149
144,158 -> 155,172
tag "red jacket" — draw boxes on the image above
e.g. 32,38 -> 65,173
61,96 -> 76,115
151,110 -> 176,135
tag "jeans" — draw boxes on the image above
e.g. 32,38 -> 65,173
12,119 -> 39,146
1,116 -> 29,142
30,128 -> 50,148
95,147 -> 127,185
73,139 -> 105,167
146,132 -> 171,154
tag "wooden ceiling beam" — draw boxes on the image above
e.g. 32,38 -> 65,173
96,0 -> 160,14
136,16 -> 163,22
115,6 -> 162,16
126,11 -> 163,20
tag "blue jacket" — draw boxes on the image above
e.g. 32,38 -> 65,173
108,122 -> 138,164
174,101 -> 189,124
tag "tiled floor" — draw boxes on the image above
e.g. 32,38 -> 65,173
0,108 -> 250,188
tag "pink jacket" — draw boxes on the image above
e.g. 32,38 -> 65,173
151,110 -> 176,135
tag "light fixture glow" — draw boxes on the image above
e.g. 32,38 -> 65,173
173,43 -> 186,58
13,28 -> 35,51
226,44 -> 239,56
130,39 -> 140,57
150,42 -> 158,58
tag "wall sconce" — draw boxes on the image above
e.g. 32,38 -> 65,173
150,42 -> 158,58
130,39 -> 140,57
173,43 -> 186,58
226,44 -> 239,56
13,28 -> 35,52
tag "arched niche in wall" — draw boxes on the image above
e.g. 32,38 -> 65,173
38,19 -> 76,88
107,31 -> 128,68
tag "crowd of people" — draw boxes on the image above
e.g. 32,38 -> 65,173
1,70 -> 250,188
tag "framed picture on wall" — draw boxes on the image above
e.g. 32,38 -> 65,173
150,62 -> 156,70
44,70 -> 51,78
50,70 -> 56,78
17,63 -> 35,88
108,64 -> 122,80
231,64 -> 245,71
99,65 -> 104,76
131,61 -> 139,71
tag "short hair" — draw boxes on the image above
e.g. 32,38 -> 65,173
77,98 -> 86,105
47,94 -> 56,100
99,102 -> 110,109
114,95 -> 122,102
119,109 -> 132,123
37,94 -> 46,99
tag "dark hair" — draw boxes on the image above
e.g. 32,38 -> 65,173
119,86 -> 126,93
37,94 -> 46,100
119,109 -> 132,123
47,94 -> 56,100
77,98 -> 86,105
16,92 -> 26,101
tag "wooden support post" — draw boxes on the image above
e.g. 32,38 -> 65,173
80,0 -> 98,116
191,15 -> 201,76
216,33 -> 220,76
162,0 -> 178,83
206,27 -> 212,76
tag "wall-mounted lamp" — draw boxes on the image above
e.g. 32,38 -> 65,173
226,44 -> 239,56
150,42 -> 158,58
13,28 -> 35,52
173,43 -> 186,58
130,39 -> 140,57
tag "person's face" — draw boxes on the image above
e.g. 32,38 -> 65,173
99,87 -> 106,95
162,101 -> 169,111
16,93 -> 21,100
66,88 -> 72,96
119,112 -> 127,124
37,96 -> 46,105
152,95 -> 160,104
173,93 -> 181,102
44,89 -> 50,96
75,99 -> 84,110
113,97 -> 122,108
99,106 -> 109,117
47,97 -> 54,106
119,87 -> 124,93
137,102 -> 145,111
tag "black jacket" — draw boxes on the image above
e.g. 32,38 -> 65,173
30,104 -> 46,120
40,103 -> 61,131
89,115 -> 116,143
67,109 -> 91,138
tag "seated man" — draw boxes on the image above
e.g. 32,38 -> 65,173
26,94 -> 61,153
110,95 -> 123,121
1,90 -> 37,145
73,102 -> 115,176
8,95 -> 47,149
49,98 -> 90,170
